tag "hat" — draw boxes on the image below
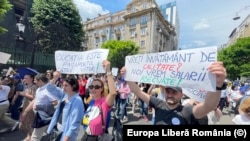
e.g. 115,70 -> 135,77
13,74 -> 21,80
165,86 -> 182,93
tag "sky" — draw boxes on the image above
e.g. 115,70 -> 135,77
73,0 -> 250,49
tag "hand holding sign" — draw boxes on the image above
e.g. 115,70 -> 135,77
55,49 -> 109,74
124,46 -> 218,92
182,88 -> 207,102
102,60 -> 111,73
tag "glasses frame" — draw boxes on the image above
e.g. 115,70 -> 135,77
89,85 -> 102,90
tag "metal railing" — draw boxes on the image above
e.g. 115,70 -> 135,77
0,47 -> 55,72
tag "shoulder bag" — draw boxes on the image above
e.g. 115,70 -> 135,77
98,106 -> 114,141
41,101 -> 65,141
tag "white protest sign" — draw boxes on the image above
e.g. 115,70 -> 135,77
125,46 -> 217,92
111,67 -> 118,76
0,52 -> 11,64
6,67 -> 13,76
55,49 -> 109,74
182,88 -> 207,102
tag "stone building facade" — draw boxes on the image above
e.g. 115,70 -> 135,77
82,0 -> 177,54
227,14 -> 250,46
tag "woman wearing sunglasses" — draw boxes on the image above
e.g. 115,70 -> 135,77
81,60 -> 116,141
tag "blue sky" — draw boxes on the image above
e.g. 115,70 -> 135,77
73,0 -> 250,49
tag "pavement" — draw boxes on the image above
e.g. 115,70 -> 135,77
0,106 -> 234,141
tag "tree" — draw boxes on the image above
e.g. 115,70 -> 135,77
102,40 -> 140,70
30,0 -> 84,53
0,0 -> 12,34
218,37 -> 250,80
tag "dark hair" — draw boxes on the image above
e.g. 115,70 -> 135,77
1,76 -> 7,81
64,76 -> 79,92
35,73 -> 49,83
25,74 -> 35,79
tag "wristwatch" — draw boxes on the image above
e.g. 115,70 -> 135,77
216,82 -> 227,90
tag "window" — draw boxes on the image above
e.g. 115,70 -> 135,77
102,37 -> 107,42
142,3 -> 147,9
141,16 -> 147,25
130,30 -> 136,37
118,16 -> 121,21
141,40 -> 145,47
96,38 -> 100,43
130,18 -> 136,26
131,7 -> 136,13
141,27 -> 146,35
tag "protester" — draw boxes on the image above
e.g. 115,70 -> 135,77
0,78 -> 19,133
1,76 -> 15,113
84,74 -> 95,109
81,60 -> 116,141
20,73 -> 58,141
147,84 -> 163,124
117,80 -> 131,122
19,74 -> 37,141
120,62 -> 227,125
138,83 -> 150,122
232,97 -> 250,124
114,76 -> 122,118
46,72 -> 85,141
78,74 -> 87,105
10,74 -> 25,121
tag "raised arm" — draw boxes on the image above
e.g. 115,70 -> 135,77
193,62 -> 227,119
103,60 -> 117,107
147,84 -> 155,95
121,67 -> 150,105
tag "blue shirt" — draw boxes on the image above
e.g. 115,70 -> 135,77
47,85 -> 85,141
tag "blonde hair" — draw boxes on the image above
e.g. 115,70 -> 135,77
239,97 -> 250,114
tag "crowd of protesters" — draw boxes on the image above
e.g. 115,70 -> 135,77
1,60 -> 250,141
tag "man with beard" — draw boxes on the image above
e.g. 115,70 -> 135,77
120,62 -> 227,125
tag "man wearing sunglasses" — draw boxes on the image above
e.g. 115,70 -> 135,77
120,62 -> 227,125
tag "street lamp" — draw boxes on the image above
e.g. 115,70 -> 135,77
16,17 -> 25,34
233,5 -> 250,20
14,17 -> 25,66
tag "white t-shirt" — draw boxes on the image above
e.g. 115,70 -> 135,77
229,91 -> 243,107
34,83 -> 57,109
0,85 -> 10,105
207,110 -> 220,125
232,114 -> 250,125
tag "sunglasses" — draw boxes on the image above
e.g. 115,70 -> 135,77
89,85 -> 102,90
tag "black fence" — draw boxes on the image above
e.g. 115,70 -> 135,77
0,47 -> 55,73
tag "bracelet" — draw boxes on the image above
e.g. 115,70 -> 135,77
106,72 -> 112,76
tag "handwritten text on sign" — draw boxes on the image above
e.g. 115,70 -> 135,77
182,88 -> 207,102
125,47 -> 217,92
55,49 -> 109,74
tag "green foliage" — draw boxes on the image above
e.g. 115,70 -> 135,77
0,0 -> 12,34
218,37 -> 250,80
30,0 -> 84,53
102,40 -> 139,70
